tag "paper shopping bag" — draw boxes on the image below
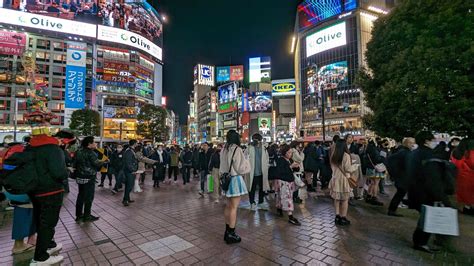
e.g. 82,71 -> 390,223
422,205 -> 459,236
207,175 -> 214,193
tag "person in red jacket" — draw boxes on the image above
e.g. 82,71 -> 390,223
451,138 -> 474,214
27,112 -> 68,265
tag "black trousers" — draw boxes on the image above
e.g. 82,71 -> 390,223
123,171 -> 135,202
75,180 -> 95,218
168,166 -> 179,181
413,210 -> 431,247
100,172 -> 113,185
183,166 -> 191,184
31,193 -> 63,261
249,175 -> 264,204
113,170 -> 124,190
388,186 -> 407,212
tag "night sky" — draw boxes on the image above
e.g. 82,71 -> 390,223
152,0 -> 299,124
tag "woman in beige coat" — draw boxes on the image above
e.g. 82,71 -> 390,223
134,145 -> 156,192
329,140 -> 359,226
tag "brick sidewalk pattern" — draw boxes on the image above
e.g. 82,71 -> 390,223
1,174 -> 473,265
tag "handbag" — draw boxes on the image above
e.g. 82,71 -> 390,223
421,203 -> 459,236
338,165 -> 358,189
220,147 -> 237,192
367,153 -> 386,173
207,174 -> 214,193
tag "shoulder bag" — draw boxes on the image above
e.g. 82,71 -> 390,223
338,158 -> 358,189
220,147 -> 238,192
367,152 -> 386,173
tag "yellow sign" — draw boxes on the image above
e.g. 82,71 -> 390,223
272,83 -> 296,94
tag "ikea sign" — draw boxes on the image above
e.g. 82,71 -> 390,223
272,79 -> 296,96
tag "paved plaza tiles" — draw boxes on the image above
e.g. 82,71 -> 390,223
1,174 -> 473,265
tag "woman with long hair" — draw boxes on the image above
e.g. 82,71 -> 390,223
451,138 -> 474,214
364,138 -> 384,206
220,130 -> 251,244
329,139 -> 359,225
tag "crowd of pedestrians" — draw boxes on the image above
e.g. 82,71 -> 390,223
0,124 -> 473,264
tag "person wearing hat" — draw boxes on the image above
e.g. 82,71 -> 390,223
26,111 -> 68,265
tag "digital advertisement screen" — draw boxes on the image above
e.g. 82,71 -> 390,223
306,21 -> 346,57
307,61 -> 348,94
298,0 -> 356,31
272,79 -> 296,96
247,91 -> 272,113
230,65 -> 244,81
216,66 -> 230,82
218,82 -> 238,104
249,57 -> 271,83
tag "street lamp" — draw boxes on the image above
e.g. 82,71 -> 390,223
311,64 -> 326,142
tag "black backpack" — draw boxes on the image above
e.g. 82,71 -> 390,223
0,145 -> 39,194
422,158 -> 457,195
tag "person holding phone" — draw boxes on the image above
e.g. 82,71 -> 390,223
74,136 -> 107,222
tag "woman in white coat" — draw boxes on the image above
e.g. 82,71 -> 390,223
246,133 -> 270,211
220,130 -> 251,244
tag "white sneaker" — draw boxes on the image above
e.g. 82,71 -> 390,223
46,243 -> 62,255
257,203 -> 269,211
398,203 -> 408,209
250,203 -> 257,211
214,199 -> 220,203
30,255 -> 64,265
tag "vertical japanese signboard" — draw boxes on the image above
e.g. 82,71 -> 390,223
65,42 -> 87,109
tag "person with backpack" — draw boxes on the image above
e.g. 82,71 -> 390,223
74,136 -> 107,223
220,130 -> 251,244
28,121 -> 69,265
406,131 -> 453,253
386,137 -> 415,217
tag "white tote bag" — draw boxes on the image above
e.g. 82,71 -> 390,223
422,205 -> 459,236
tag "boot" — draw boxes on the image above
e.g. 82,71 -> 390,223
225,228 -> 241,244
335,215 -> 342,225
224,224 -> 230,241
340,217 -> 351,225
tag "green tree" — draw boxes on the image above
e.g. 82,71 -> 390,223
137,104 -> 169,142
357,0 -> 474,140
69,109 -> 101,136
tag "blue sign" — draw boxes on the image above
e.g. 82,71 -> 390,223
65,42 -> 86,109
216,66 -> 230,82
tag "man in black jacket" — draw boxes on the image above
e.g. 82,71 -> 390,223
110,144 -> 125,194
387,137 -> 415,216
198,142 -> 213,196
75,136 -> 106,222
406,131 -> 450,253
123,139 -> 139,206
29,132 -> 68,265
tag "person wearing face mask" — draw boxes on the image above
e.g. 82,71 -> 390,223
150,144 -> 169,188
110,145 -> 125,194
386,137 -> 415,217
246,133 -> 270,211
406,131 -> 452,253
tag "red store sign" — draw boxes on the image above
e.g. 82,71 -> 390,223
0,31 -> 27,56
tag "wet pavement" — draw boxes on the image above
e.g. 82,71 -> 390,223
1,173 -> 473,265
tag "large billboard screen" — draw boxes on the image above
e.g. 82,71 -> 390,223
306,21 -> 346,58
216,65 -> 244,82
307,61 -> 348,94
298,0 -> 356,31
230,65 -> 244,81
216,66 -> 230,82
218,82 -> 238,104
246,91 -> 272,113
249,57 -> 271,83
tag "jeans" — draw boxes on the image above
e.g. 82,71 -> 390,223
388,187 -> 407,212
168,166 -> 179,181
249,175 -> 264,204
123,171 -> 135,202
413,210 -> 431,247
75,180 -> 95,218
113,170 -> 124,190
31,193 -> 63,262
200,171 -> 207,192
